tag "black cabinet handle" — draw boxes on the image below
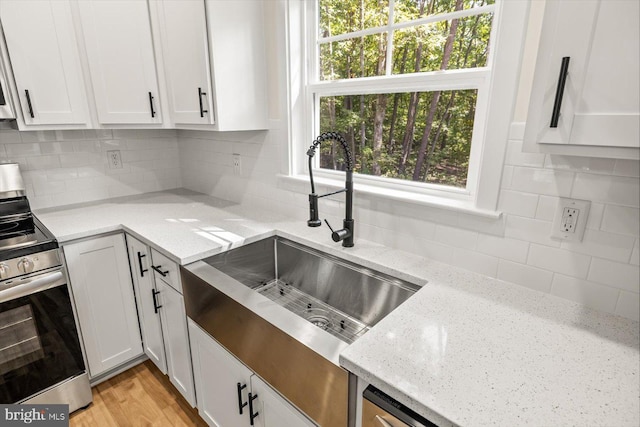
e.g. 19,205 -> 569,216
237,383 -> 248,415
24,89 -> 34,118
550,56 -> 570,128
152,265 -> 169,277
137,252 -> 148,277
248,392 -> 259,426
148,91 -> 156,118
151,289 -> 162,314
198,87 -> 208,118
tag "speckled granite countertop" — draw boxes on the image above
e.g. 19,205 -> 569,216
36,189 -> 640,427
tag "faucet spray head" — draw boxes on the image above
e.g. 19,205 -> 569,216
308,194 -> 321,227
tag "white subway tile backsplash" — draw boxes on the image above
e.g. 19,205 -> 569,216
412,238 -> 454,264
40,141 -> 75,154
0,130 -> 22,144
477,234 -> 529,263
613,159 -> 640,178
585,202 -> 605,230
6,143 -> 41,157
498,189 -> 539,218
27,155 -> 61,170
504,216 -> 561,247
572,173 -> 640,207
615,291 -> 640,321
0,128 -> 180,209
497,259 -> 553,293
601,205 -> 640,237
433,225 -> 478,250
551,274 -> 620,313
535,195 -> 557,221
527,244 -> 591,279
544,155 -> 616,174
451,248 -> 499,277
510,167 -> 574,197
561,229 -> 636,262
505,140 -> 546,167
19,131 -> 57,143
588,258 -> 640,293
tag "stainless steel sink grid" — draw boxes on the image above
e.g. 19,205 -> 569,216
256,278 -> 370,343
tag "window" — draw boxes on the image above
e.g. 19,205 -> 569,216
286,0 -> 529,213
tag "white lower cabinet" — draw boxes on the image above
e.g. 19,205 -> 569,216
188,319 -> 315,427
250,375 -> 316,427
64,234 -> 143,378
127,236 -> 167,374
125,234 -> 195,406
156,278 -> 195,405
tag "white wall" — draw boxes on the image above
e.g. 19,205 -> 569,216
0,125 -> 181,209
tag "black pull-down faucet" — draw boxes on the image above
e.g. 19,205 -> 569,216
306,132 -> 354,247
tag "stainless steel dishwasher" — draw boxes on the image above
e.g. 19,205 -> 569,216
362,385 -> 437,427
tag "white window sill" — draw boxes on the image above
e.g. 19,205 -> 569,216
278,174 -> 502,219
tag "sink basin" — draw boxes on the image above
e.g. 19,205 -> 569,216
181,235 -> 422,426
201,236 -> 421,343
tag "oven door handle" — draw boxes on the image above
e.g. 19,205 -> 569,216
0,270 -> 65,303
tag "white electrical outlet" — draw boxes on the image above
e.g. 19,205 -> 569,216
232,153 -> 242,176
107,150 -> 122,169
551,198 -> 591,241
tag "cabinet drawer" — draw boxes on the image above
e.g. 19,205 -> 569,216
150,248 -> 181,293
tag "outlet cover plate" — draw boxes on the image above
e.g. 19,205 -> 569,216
232,153 -> 242,176
107,150 -> 122,169
551,197 -> 591,241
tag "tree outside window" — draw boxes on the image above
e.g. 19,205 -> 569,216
313,0 -> 495,189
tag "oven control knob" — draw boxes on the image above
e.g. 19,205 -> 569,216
18,258 -> 35,274
0,264 -> 9,279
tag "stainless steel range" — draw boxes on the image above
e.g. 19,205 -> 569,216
0,163 -> 92,411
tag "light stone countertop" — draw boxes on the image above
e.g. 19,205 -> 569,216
36,189 -> 640,427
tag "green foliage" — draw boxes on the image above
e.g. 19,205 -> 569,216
317,0 -> 494,188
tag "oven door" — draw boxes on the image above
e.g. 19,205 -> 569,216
0,269 -> 85,403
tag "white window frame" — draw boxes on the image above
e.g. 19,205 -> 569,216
284,0 -> 530,216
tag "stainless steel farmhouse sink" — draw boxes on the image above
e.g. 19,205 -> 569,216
181,236 -> 421,427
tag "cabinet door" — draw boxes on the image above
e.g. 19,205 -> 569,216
526,0 -> 639,150
154,0 -> 214,125
157,279 -> 195,406
205,0 -> 268,131
64,234 -> 143,378
188,319 -> 252,427
78,0 -> 161,124
250,375 -> 316,427
0,0 -> 89,125
126,235 -> 167,375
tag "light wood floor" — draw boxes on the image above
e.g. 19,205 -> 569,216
70,361 -> 207,427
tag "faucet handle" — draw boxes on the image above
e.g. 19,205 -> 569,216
324,219 -> 351,243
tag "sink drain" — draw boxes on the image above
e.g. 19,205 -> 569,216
304,308 -> 332,330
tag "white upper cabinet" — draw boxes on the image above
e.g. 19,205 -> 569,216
205,0 -> 268,131
524,0 -> 640,159
152,0 -> 213,125
78,0 -> 162,125
0,0 -> 90,127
